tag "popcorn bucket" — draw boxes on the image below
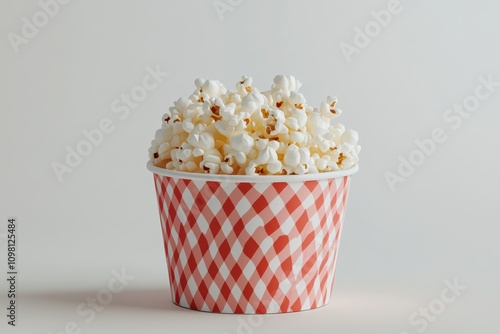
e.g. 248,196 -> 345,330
147,162 -> 358,314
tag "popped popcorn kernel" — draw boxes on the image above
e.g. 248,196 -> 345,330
149,75 -> 360,175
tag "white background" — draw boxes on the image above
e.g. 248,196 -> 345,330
1,0 -> 499,333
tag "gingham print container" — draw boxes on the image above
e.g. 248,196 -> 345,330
148,162 -> 358,314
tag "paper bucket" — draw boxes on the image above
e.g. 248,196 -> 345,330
148,162 -> 358,314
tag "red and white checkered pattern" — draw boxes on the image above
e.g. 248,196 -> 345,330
152,174 -> 352,314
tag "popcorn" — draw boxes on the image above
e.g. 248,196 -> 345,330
341,129 -> 359,147
314,155 -> 328,171
284,144 -> 301,168
187,128 -> 215,151
149,75 -> 360,175
229,133 -> 254,154
173,97 -> 191,116
181,119 -> 195,133
200,79 -> 227,97
220,155 -> 235,174
199,148 -> 223,174
289,131 -> 304,144
240,92 -> 266,114
253,140 -> 279,165
272,75 -> 302,95
288,91 -> 306,107
236,76 -> 254,96
319,96 -> 342,119
185,160 -> 198,172
214,109 -> 246,137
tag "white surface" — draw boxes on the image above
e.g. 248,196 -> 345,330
2,284 -> 498,334
1,0 -> 499,333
